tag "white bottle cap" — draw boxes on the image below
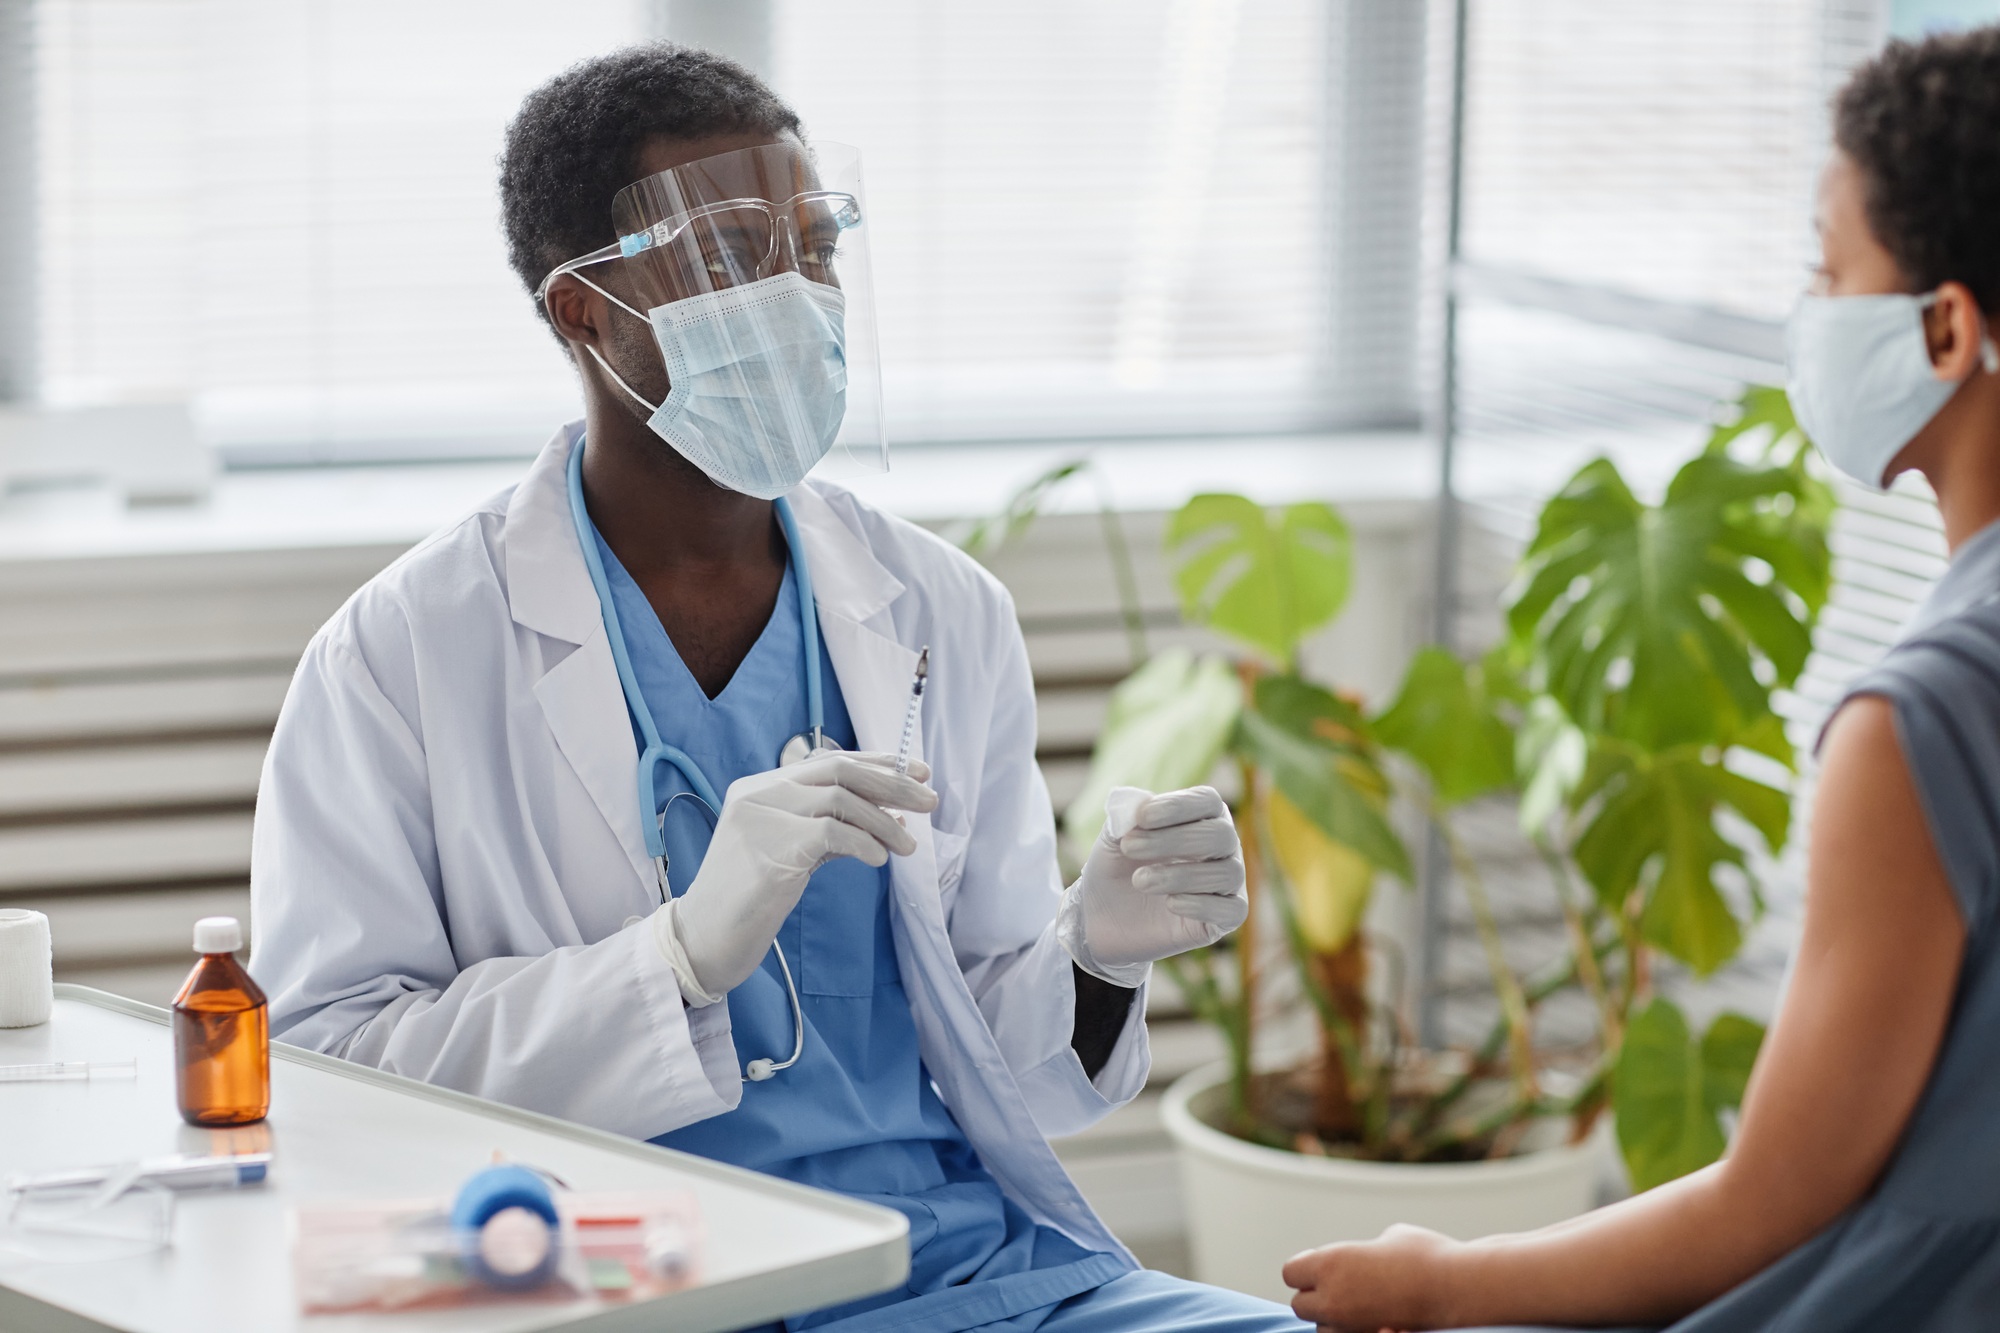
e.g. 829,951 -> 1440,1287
192,916 -> 242,954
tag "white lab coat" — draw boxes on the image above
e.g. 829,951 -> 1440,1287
249,422 -> 1148,1261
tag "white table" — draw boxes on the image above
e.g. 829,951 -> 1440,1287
0,986 -> 909,1332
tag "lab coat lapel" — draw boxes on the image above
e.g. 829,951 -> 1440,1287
508,424 -> 653,889
815,608 -> 938,905
789,487 -> 942,915
535,635 -> 651,887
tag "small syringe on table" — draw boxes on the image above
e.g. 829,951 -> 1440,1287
0,1059 -> 137,1083
894,647 -> 930,776
7,1151 -> 270,1196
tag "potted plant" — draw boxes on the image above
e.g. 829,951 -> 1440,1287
1059,388 -> 1832,1298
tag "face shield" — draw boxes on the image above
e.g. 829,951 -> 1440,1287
538,140 -> 886,498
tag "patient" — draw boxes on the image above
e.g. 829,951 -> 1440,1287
1283,26 -> 2000,1333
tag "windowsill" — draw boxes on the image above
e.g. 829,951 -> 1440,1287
0,430 -> 1436,565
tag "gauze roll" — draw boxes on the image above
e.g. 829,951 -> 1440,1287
0,908 -> 54,1027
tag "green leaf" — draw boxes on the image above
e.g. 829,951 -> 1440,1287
1570,747 -> 1787,974
1706,383 -> 1806,458
1507,450 -> 1831,751
1516,696 -> 1587,834
1237,706 -> 1412,882
1167,495 -> 1352,668
1615,1000 -> 1765,1191
1062,648 -> 1241,848
1701,1012 -> 1766,1109
1373,647 -> 1517,808
1252,675 -> 1371,752
1616,1000 -> 1720,1191
955,459 -> 1087,560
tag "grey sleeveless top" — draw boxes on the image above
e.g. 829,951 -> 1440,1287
1467,520 -> 2000,1333
1672,517 -> 2000,1330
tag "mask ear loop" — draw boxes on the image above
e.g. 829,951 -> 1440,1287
586,344 -> 664,417
539,257 -> 666,414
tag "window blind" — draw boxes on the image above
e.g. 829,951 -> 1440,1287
26,0 -> 1392,460
1461,0 -> 1859,323
770,0 -> 1349,443
34,0 -> 647,462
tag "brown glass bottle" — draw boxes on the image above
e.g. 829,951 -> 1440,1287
171,916 -> 270,1126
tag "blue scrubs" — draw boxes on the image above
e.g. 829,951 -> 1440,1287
591,524 -> 1305,1333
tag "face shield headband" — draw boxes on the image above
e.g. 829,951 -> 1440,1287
535,140 -> 886,500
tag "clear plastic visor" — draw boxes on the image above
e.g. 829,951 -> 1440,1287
539,140 -> 885,481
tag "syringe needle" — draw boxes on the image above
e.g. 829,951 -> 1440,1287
895,647 -> 930,777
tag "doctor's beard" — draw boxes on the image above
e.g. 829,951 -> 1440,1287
599,313 -> 673,428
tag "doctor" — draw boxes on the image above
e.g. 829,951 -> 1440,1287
251,44 -> 1308,1333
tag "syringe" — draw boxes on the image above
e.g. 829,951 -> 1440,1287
894,647 -> 930,776
7,1151 -> 270,1195
0,1059 -> 138,1083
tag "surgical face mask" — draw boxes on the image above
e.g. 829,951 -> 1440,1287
583,271 -> 848,500
1784,291 -> 1996,491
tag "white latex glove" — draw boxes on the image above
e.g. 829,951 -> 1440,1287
652,751 -> 936,1003
1057,785 -> 1248,987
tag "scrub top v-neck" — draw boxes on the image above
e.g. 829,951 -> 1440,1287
584,521 -> 1122,1333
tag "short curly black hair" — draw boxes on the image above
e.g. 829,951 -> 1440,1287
498,44 -> 803,318
1835,24 -> 2000,315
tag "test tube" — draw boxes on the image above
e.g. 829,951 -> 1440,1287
0,1059 -> 139,1082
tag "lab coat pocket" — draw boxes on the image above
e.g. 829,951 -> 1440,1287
930,828 -> 970,919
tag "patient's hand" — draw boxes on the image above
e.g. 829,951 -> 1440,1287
1282,1223 -> 1455,1332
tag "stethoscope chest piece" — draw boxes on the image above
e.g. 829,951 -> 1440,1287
778,729 -> 844,768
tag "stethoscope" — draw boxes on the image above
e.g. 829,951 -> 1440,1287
567,439 -> 832,1081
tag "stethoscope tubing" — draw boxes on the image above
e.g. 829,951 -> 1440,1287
567,436 -> 817,1081
565,439 -> 826,856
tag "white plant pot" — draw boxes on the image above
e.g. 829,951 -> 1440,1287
1161,1062 -> 1609,1302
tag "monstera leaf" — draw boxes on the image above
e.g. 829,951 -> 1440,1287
1168,495 -> 1352,669
1516,696 -> 1588,836
1570,744 -> 1790,974
1373,647 -> 1518,809
1707,383 -> 1807,457
1616,1000 -> 1766,1191
1238,678 -> 1411,882
1062,648 -> 1241,849
1507,453 -> 1827,751
956,459 -> 1087,560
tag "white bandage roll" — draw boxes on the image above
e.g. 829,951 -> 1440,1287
0,908 -> 54,1027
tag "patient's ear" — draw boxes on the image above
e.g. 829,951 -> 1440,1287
1922,281 -> 1988,381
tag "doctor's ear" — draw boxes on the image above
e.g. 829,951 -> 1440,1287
1921,281 -> 1988,380
541,275 -> 609,350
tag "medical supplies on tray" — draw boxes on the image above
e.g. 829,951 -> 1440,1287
290,1164 -> 701,1314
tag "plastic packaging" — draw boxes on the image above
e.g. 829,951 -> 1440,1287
291,1183 -> 702,1313
1,1178 -> 175,1264
171,916 -> 269,1126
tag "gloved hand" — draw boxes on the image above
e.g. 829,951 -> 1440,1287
1058,785 -> 1248,987
652,751 -> 936,1003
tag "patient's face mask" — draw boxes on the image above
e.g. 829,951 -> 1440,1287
1785,291 -> 1997,491
537,141 -> 886,500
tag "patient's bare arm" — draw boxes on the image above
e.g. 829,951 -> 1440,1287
1283,697 -> 1965,1331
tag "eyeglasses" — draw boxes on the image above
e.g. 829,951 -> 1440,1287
538,191 -> 862,311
